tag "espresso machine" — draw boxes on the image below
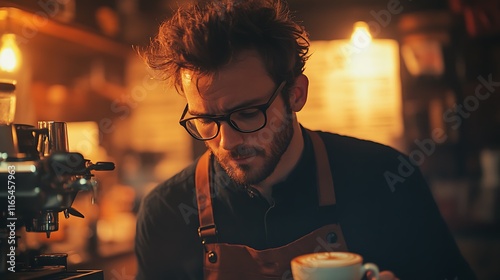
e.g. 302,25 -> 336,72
0,85 -> 115,278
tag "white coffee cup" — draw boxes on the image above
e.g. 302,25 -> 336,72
291,252 -> 379,280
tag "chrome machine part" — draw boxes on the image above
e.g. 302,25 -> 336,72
0,118 -> 114,277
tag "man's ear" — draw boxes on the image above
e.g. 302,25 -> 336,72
289,74 -> 308,112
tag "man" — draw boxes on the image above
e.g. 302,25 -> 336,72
135,1 -> 476,279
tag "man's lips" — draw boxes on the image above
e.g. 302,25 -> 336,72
230,154 -> 255,164
226,146 -> 264,164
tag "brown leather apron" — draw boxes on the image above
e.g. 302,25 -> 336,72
195,130 -> 348,280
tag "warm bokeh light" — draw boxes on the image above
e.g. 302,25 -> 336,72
0,33 -> 21,72
350,21 -> 372,49
300,37 -> 403,151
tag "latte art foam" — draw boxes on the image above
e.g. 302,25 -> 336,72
294,252 -> 362,268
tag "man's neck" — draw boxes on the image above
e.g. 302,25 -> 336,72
251,123 -> 304,202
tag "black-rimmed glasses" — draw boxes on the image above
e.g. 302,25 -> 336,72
179,81 -> 286,141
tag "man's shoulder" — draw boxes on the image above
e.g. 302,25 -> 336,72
141,160 -> 198,211
311,130 -> 427,195
314,130 -> 403,160
311,130 -> 412,186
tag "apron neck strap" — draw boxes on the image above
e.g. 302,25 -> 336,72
195,151 -> 218,244
307,130 -> 336,206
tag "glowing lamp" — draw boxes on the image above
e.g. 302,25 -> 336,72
0,33 -> 22,72
350,21 -> 372,49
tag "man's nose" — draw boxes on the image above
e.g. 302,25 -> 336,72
218,122 -> 244,150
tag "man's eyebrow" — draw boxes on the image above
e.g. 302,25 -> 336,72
188,95 -> 269,117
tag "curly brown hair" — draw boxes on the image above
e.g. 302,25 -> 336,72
141,0 -> 310,94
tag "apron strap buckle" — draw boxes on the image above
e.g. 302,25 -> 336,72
198,224 -> 218,245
